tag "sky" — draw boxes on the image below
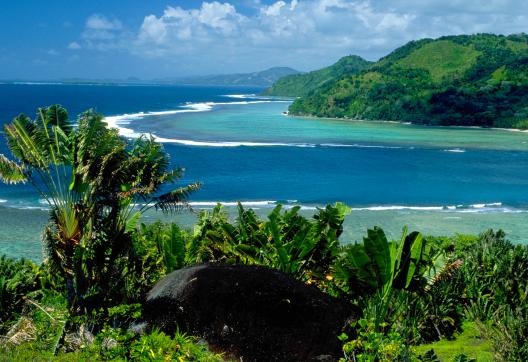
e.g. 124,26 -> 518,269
0,0 -> 527,80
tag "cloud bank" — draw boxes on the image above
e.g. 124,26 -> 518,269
77,0 -> 528,74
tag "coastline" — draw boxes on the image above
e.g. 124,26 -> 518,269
286,112 -> 528,133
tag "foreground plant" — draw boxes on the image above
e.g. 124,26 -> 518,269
0,105 -> 200,314
188,202 -> 350,288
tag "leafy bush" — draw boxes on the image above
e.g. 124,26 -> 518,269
339,318 -> 408,362
92,327 -> 223,361
333,227 -> 465,345
461,230 -> 528,361
0,256 -> 41,332
188,202 -> 349,289
138,221 -> 189,272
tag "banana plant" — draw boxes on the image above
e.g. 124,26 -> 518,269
334,226 -> 439,300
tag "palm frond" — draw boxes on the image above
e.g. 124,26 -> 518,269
425,259 -> 463,291
151,182 -> 202,213
0,154 -> 27,184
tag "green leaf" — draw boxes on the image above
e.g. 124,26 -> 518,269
125,212 -> 142,233
405,231 -> 424,288
363,227 -> 392,288
0,154 -> 27,184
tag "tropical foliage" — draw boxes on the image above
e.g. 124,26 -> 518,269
0,105 -> 200,314
289,33 -> 528,128
0,256 -> 41,333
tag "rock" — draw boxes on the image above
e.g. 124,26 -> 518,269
1,317 -> 36,347
63,324 -> 94,351
144,263 -> 357,362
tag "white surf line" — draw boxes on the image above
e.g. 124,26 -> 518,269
190,201 -> 277,207
443,148 -> 466,153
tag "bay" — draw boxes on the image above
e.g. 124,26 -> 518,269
1,83 -> 528,260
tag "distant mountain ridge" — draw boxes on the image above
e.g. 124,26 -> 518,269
173,67 -> 301,87
4,67 -> 300,87
263,55 -> 372,97
287,33 -> 528,128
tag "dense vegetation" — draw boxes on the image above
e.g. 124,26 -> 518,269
262,55 -> 371,97
1,105 -> 528,360
288,33 -> 528,128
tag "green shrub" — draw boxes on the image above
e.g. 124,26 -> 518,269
339,318 -> 408,361
188,202 -> 349,289
93,327 -> 223,361
460,230 -> 528,361
138,221 -> 189,272
0,256 -> 41,332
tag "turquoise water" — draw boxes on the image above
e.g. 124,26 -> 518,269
1,84 -> 528,261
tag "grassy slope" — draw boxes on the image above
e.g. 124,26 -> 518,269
289,34 -> 528,127
262,55 -> 371,97
395,40 -> 481,82
414,322 -> 494,361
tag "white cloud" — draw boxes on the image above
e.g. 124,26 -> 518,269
68,41 -> 81,50
86,14 -> 122,30
133,0 -> 419,71
262,1 -> 286,16
81,14 -> 129,51
79,0 -> 528,74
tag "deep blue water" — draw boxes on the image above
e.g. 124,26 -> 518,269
171,145 -> 528,207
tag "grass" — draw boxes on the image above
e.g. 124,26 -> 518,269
414,322 -> 494,361
0,345 -> 101,362
395,40 -> 481,82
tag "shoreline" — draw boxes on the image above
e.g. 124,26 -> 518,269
286,112 -> 528,133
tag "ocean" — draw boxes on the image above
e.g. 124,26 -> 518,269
1,83 -> 528,261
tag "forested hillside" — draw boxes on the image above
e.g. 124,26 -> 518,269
262,55 -> 371,97
289,34 -> 528,128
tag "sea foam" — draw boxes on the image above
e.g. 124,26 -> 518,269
444,148 -> 466,153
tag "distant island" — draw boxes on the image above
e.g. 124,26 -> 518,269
3,67 -> 300,88
172,67 -> 300,87
267,33 -> 528,129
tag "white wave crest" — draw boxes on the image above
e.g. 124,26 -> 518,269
190,200 -> 277,207
353,202 -> 512,213
222,94 -> 255,99
355,205 -> 445,211
444,148 -> 466,153
0,199 -> 7,203
321,143 -> 403,149
152,137 -> 317,147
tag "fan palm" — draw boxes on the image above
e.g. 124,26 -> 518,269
0,105 -> 200,311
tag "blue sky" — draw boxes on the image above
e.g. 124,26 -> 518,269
1,0 -> 527,80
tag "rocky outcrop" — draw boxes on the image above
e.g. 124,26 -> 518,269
144,263 -> 357,362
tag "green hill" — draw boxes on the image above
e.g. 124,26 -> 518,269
262,55 -> 371,97
289,34 -> 528,128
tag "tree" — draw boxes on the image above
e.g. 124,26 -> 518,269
0,105 -> 200,313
